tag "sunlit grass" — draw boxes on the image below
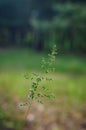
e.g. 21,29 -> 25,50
0,49 -> 86,130
0,71 -> 86,111
0,48 -> 86,111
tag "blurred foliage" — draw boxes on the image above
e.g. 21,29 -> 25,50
0,1 -> 86,129
0,1 -> 86,54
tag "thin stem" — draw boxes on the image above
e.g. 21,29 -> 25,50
24,101 -> 33,120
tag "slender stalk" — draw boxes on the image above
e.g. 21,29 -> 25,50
24,101 -> 33,120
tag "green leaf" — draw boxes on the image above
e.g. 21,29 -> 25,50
36,77 -> 41,82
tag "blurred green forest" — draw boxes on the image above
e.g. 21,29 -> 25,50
0,0 -> 86,54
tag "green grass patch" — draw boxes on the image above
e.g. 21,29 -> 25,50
0,71 -> 86,110
0,49 -> 86,103
0,48 -> 86,73
0,49 -> 86,128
